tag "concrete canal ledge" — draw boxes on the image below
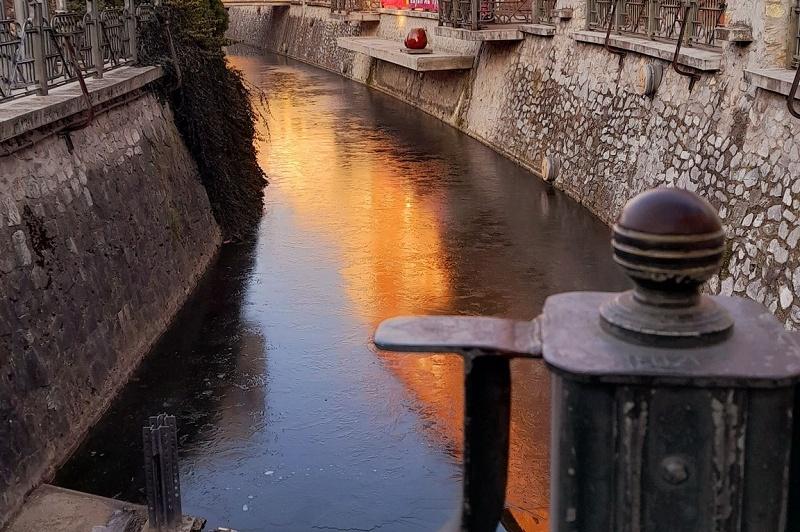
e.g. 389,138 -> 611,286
226,3 -> 800,332
0,65 -> 221,526
4,484 -> 204,532
337,36 -> 475,70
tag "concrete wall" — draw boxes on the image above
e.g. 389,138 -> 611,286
0,90 -> 221,525
227,3 -> 800,327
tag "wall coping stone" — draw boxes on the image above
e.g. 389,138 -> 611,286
222,1 -> 291,5
519,23 -> 555,37
330,11 -> 380,21
434,25 -> 524,41
377,8 -> 438,20
0,65 -> 163,143
572,30 -> 722,71
337,36 -> 475,70
744,68 -> 800,98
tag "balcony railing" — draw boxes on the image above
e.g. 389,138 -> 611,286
439,0 -> 555,29
587,0 -> 725,47
0,0 -> 138,102
330,0 -> 380,16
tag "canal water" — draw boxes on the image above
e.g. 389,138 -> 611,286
55,50 -> 629,531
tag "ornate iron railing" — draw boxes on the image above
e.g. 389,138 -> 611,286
587,0 -> 725,47
0,0 -> 141,102
0,19 -> 25,98
100,8 -> 130,65
439,0 -> 554,29
330,0 -> 379,15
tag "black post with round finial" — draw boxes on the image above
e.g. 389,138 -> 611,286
543,187 -> 800,532
600,188 -> 733,346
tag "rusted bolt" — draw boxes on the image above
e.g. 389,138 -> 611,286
660,456 -> 690,485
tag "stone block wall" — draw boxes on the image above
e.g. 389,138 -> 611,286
0,92 -> 221,526
227,2 -> 800,328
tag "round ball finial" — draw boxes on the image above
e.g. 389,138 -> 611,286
600,188 -> 733,346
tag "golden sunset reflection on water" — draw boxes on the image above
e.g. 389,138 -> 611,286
231,52 -> 550,530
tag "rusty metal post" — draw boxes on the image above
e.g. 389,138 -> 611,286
125,0 -> 137,62
143,414 -> 183,532
547,188 -> 800,531
374,187 -> 800,532
470,0 -> 478,31
86,0 -> 103,77
13,0 -> 26,24
29,0 -> 47,95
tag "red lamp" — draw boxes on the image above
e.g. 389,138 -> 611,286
404,28 -> 428,50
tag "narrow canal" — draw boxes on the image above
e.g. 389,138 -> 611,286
55,50 -> 629,531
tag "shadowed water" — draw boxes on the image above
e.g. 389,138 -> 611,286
55,50 -> 629,531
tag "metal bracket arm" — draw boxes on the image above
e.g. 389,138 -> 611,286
603,0 -> 626,64
788,61 -> 800,118
671,2 -> 703,90
374,315 -> 543,358
374,315 -> 542,532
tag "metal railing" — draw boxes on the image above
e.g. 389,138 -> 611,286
439,0 -> 555,29
330,0 -> 379,16
0,0 -> 138,102
588,0 -> 725,47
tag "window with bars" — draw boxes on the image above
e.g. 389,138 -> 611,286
587,0 -> 725,47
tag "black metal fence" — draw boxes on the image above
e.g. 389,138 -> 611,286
438,0 -> 555,29
587,0 -> 725,47
330,0 -> 379,16
0,0 -> 138,102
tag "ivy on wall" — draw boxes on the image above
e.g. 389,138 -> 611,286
138,0 -> 267,240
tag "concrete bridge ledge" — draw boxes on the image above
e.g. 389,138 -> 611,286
519,23 -> 556,37
0,65 -> 163,144
330,11 -> 381,21
337,36 -> 476,71
745,68 -> 800,98
377,7 -> 438,20
434,25 -> 525,41
572,30 -> 722,71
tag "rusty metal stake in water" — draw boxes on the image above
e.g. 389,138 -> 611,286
143,414 -> 183,531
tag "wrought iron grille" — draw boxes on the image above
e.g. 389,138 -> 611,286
0,1 -> 141,102
439,0 -> 554,28
50,12 -> 94,76
587,0 -> 725,47
100,8 -> 130,65
533,0 -> 555,23
135,2 -> 156,21
0,19 -> 26,98
330,0 -> 379,15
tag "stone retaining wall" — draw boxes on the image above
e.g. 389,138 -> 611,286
227,4 -> 800,327
0,90 -> 221,526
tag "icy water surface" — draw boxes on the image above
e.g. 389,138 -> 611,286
56,50 -> 628,531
